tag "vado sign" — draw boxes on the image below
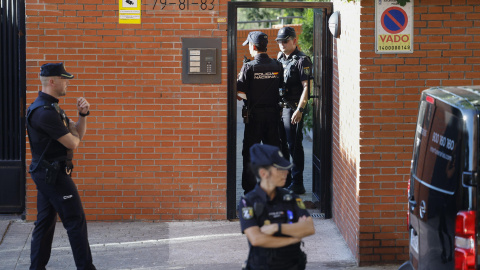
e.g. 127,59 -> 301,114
375,0 -> 413,54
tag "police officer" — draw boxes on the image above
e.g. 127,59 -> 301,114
276,27 -> 313,194
238,144 -> 315,270
27,63 -> 96,270
237,31 -> 284,194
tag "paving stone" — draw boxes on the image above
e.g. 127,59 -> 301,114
0,218 -> 400,270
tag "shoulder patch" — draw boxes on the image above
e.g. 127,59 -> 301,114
242,207 -> 254,220
303,66 -> 311,76
296,198 -> 306,209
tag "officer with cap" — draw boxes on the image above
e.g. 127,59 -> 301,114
238,143 -> 315,270
276,26 -> 313,194
237,31 -> 284,194
27,63 -> 96,270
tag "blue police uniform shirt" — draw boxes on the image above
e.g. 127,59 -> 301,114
237,53 -> 284,108
28,92 -> 70,160
278,47 -> 312,101
238,183 -> 310,235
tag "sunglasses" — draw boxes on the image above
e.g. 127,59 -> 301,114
276,39 -> 292,44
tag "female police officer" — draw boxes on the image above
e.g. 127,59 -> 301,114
238,144 -> 315,270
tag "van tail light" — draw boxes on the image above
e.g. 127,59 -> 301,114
426,96 -> 435,104
455,211 -> 476,270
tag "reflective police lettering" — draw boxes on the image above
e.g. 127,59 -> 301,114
254,72 -> 279,79
268,211 -> 285,219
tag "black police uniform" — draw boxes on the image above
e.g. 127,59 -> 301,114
237,54 -> 284,193
238,184 -> 310,270
27,91 -> 96,270
277,47 -> 312,190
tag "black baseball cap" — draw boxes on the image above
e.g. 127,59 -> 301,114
242,31 -> 268,48
249,144 -> 293,170
275,27 -> 296,41
40,63 -> 74,79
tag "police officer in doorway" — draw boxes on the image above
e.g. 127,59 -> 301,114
237,31 -> 284,194
238,144 -> 315,270
276,27 -> 313,194
27,63 -> 96,270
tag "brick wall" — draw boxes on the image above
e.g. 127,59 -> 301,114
25,0 -> 229,221
332,0 -> 480,265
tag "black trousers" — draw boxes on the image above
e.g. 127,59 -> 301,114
30,167 -> 96,270
282,107 -> 304,184
242,109 -> 281,193
246,245 -> 307,270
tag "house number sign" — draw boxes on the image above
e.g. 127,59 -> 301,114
149,0 -> 215,11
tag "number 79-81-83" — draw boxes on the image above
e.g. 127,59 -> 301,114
152,0 -> 215,10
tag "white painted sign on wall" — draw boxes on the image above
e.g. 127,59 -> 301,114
375,0 -> 413,54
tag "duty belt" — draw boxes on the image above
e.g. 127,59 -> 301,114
281,100 -> 298,109
32,159 -> 74,176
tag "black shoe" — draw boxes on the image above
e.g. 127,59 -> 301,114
287,182 -> 306,195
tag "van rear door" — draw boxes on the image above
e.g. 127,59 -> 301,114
410,95 -> 465,270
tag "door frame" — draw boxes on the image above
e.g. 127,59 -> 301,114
312,8 -> 333,219
226,1 -> 333,219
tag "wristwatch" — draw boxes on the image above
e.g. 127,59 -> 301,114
298,107 -> 304,113
79,111 -> 90,117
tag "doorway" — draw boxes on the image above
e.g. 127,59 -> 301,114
226,1 -> 333,219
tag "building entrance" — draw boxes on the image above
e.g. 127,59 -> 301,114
226,1 -> 333,219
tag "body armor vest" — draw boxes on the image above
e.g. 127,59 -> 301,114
245,58 -> 283,109
26,98 -> 70,162
278,50 -> 309,101
243,188 -> 303,269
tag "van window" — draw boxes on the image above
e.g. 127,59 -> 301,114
412,100 -> 463,194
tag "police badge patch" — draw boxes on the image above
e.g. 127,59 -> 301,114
296,198 -> 306,209
242,207 -> 254,220
303,66 -> 310,76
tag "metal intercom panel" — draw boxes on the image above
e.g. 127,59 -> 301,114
182,38 -> 221,84
187,48 -> 216,75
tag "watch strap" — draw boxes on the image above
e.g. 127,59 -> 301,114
79,111 -> 90,117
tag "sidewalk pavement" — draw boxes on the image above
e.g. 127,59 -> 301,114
0,216 -> 400,270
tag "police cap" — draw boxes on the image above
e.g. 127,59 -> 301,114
40,63 -> 74,79
242,31 -> 268,48
250,144 -> 293,170
275,26 -> 296,41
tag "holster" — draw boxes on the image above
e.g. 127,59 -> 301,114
42,160 -> 61,185
30,159 -> 73,185
242,105 -> 250,124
